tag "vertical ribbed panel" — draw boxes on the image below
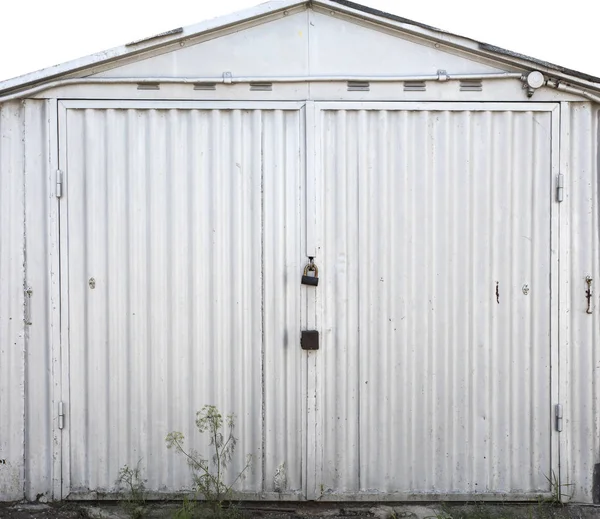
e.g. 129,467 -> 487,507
263,110 -> 303,494
320,108 -> 553,496
0,101 -> 25,501
65,107 -> 302,495
564,103 -> 600,502
23,100 -> 55,500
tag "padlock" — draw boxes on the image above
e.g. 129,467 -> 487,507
301,263 -> 319,286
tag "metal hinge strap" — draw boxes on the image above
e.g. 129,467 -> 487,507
58,401 -> 65,430
555,404 -> 563,432
56,169 -> 63,198
556,174 -> 564,203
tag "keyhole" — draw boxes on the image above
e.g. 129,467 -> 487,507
89,278 -> 96,289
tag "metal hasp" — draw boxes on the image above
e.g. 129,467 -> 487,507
302,259 -> 319,286
555,404 -> 563,432
301,330 -> 319,350
58,401 -> 65,430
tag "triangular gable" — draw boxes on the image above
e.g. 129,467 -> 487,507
90,8 -> 506,80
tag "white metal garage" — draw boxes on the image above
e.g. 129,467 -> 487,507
1,0 -> 600,504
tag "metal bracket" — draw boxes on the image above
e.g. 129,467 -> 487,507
437,69 -> 449,82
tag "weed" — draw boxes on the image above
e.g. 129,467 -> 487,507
172,496 -> 197,519
116,461 -> 147,519
434,501 -> 520,519
166,405 -> 252,518
540,471 -> 574,506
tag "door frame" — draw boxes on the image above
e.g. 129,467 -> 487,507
54,99 -> 561,500
56,99 -> 310,500
305,101 -> 561,500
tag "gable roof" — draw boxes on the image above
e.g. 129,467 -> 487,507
1,0 -> 599,100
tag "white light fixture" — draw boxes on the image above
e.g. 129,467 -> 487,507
526,71 -> 545,89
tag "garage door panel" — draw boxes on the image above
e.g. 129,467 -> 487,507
262,109 -> 304,493
321,109 -> 361,492
64,106 -> 302,496
62,101 -> 556,499
318,107 -> 554,496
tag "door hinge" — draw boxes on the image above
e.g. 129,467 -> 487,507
56,169 -> 63,198
556,174 -> 564,203
58,401 -> 65,430
555,404 -> 563,432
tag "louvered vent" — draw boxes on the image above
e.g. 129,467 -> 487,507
404,81 -> 426,92
460,80 -> 483,92
250,82 -> 273,91
137,83 -> 160,90
347,81 -> 370,92
193,83 -> 217,91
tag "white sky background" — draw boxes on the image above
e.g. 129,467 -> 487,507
0,0 -> 597,82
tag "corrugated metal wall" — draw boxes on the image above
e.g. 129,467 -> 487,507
62,106 -> 304,496
317,107 -> 555,497
1,99 -> 600,503
563,103 -> 600,503
23,99 -> 57,501
0,101 -> 25,501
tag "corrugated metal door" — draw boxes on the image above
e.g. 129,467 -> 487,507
59,101 -> 306,498
312,103 -> 559,499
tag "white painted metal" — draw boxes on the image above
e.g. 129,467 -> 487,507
547,81 -> 600,104
7,99 -> 600,503
34,82 -> 585,106
0,0 -> 306,94
2,0 -> 600,505
20,99 -> 62,502
0,101 -> 25,501
59,102 -> 304,498
559,102 -> 600,502
314,103 -> 558,498
0,73 -> 525,104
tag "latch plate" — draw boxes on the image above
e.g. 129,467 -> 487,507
301,330 -> 319,350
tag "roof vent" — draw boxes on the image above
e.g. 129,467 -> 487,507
404,81 -> 426,92
250,82 -> 273,91
137,83 -> 160,90
194,83 -> 217,91
460,80 -> 483,92
347,81 -> 370,92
